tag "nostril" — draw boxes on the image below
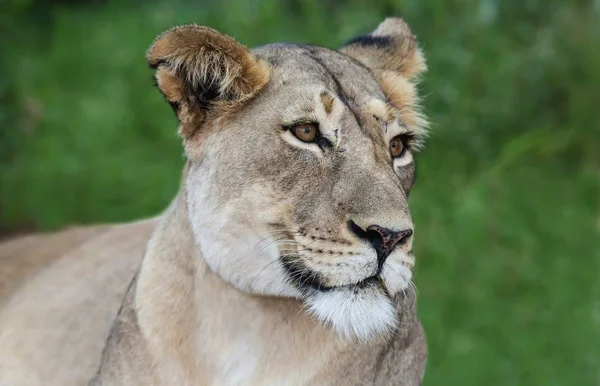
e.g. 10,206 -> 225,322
347,220 -> 368,240
365,228 -> 384,257
365,225 -> 413,267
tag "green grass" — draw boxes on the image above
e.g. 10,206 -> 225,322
2,0 -> 599,384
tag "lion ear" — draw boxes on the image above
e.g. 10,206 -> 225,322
340,18 -> 428,137
340,18 -> 426,80
147,25 -> 270,139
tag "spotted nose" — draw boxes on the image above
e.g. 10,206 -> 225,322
348,221 -> 412,268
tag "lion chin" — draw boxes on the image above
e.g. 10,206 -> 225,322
307,284 -> 397,342
287,254 -> 413,341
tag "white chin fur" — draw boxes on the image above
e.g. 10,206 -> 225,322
380,259 -> 413,296
306,286 -> 397,342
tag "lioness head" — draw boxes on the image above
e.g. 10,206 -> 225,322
148,18 -> 428,341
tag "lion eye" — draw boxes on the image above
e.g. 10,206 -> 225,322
291,123 -> 318,142
390,136 -> 405,158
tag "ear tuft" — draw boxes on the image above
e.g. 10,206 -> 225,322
341,17 -> 426,80
147,25 -> 269,138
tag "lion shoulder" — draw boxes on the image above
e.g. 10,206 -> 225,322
0,219 -> 157,386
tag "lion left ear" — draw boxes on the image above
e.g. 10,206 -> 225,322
340,18 -> 426,80
147,24 -> 270,139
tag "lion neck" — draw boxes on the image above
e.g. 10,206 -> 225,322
133,189 -> 350,384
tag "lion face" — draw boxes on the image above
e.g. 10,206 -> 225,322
148,19 -> 427,341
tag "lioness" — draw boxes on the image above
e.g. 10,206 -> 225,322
0,18 -> 429,385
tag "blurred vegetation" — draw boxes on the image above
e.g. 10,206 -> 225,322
1,0 -> 599,384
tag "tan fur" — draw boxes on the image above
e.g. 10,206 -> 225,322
121,195 -> 349,385
377,70 -> 429,147
0,225 -> 109,307
341,18 -> 427,80
320,91 -> 335,115
0,220 -> 156,386
0,18 -> 429,386
148,25 -> 270,139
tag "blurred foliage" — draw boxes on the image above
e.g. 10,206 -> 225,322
1,0 -> 599,384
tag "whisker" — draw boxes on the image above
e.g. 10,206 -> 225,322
252,231 -> 301,247
250,249 -> 310,283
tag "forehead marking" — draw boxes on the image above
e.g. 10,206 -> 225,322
320,91 -> 335,115
302,47 -> 363,127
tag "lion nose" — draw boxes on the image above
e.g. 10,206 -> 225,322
365,225 -> 412,266
348,221 -> 412,267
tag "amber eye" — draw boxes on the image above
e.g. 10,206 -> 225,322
389,136 -> 405,158
291,123 -> 318,142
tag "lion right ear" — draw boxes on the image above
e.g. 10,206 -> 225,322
147,25 -> 270,139
340,18 -> 426,80
340,18 -> 428,138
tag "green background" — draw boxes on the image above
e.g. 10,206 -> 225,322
1,0 -> 599,384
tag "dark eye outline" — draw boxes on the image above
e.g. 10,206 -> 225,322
283,121 -> 332,149
390,133 -> 415,158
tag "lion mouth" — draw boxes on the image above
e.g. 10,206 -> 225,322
281,257 -> 383,292
314,275 -> 382,292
